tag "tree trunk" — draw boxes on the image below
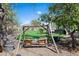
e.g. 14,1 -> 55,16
46,25 -> 51,43
70,30 -> 76,50
63,25 -> 77,50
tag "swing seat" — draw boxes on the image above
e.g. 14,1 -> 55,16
23,39 -> 47,47
24,40 -> 32,46
38,39 -> 47,46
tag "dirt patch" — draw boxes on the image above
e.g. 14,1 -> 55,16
0,46 -> 79,56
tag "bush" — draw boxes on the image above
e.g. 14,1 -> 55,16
39,29 -> 44,33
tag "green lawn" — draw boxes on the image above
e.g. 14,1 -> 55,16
16,30 -> 46,40
16,30 -> 66,41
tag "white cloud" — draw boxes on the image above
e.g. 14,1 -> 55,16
37,11 -> 42,15
20,21 -> 31,26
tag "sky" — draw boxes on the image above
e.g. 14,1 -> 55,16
11,3 -> 52,25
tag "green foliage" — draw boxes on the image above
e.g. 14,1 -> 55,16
31,19 -> 41,26
39,29 -> 44,33
49,3 -> 79,32
0,3 -> 19,35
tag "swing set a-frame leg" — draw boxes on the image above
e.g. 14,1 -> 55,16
49,23 -> 60,55
51,35 -> 60,55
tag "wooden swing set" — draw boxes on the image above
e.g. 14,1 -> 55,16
15,25 -> 60,55
22,25 -> 48,47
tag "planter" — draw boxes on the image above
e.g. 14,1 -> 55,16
24,40 -> 32,46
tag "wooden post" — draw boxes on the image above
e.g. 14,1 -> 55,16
15,28 -> 22,56
49,22 -> 59,54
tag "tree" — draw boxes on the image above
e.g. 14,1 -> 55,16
49,3 -> 79,50
31,19 -> 41,26
2,3 -> 19,34
38,12 -> 57,42
0,3 -> 19,48
38,13 -> 60,54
